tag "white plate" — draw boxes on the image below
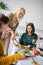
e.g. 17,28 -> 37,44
24,53 -> 34,57
19,50 -> 35,57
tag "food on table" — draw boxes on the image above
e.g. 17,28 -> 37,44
33,50 -> 39,55
22,50 -> 30,58
32,61 -> 40,65
23,50 -> 30,54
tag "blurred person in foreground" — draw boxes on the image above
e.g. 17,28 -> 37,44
0,39 -> 25,65
0,14 -> 15,55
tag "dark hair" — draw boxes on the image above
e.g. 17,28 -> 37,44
0,14 -> 9,24
26,23 -> 35,33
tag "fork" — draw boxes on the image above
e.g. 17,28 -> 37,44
30,56 -> 37,63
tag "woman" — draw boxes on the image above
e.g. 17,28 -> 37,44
19,23 -> 37,48
0,39 -> 25,65
8,7 -> 25,32
0,14 -> 15,55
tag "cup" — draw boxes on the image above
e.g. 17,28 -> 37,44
39,40 -> 43,49
36,40 -> 40,49
36,40 -> 43,49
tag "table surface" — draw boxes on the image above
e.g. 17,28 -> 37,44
16,55 -> 43,65
15,45 -> 43,65
8,40 -> 43,65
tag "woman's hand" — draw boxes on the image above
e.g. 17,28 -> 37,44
20,53 -> 25,59
27,45 -> 31,49
22,45 -> 31,49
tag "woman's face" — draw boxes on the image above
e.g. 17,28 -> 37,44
27,25 -> 33,34
17,9 -> 25,18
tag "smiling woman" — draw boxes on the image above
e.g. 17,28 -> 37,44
8,7 -> 25,32
19,23 -> 37,47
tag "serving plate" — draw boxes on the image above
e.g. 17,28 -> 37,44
19,49 -> 35,57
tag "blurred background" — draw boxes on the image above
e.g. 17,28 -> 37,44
0,0 -> 43,37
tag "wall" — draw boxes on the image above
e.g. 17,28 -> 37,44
0,0 -> 43,37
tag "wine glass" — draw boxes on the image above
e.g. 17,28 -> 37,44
32,39 -> 37,49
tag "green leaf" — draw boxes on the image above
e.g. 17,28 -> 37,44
0,1 -> 8,10
23,50 -> 30,54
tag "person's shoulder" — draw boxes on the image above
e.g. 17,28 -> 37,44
22,33 -> 27,36
21,33 -> 27,37
34,33 -> 37,35
33,33 -> 37,37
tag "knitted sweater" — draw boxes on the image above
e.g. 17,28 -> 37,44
0,53 -> 22,65
0,40 -> 22,65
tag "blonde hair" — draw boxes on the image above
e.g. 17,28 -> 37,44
19,7 -> 25,14
0,40 -> 4,56
17,7 -> 25,19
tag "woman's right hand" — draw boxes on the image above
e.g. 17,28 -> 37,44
20,53 -> 26,59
